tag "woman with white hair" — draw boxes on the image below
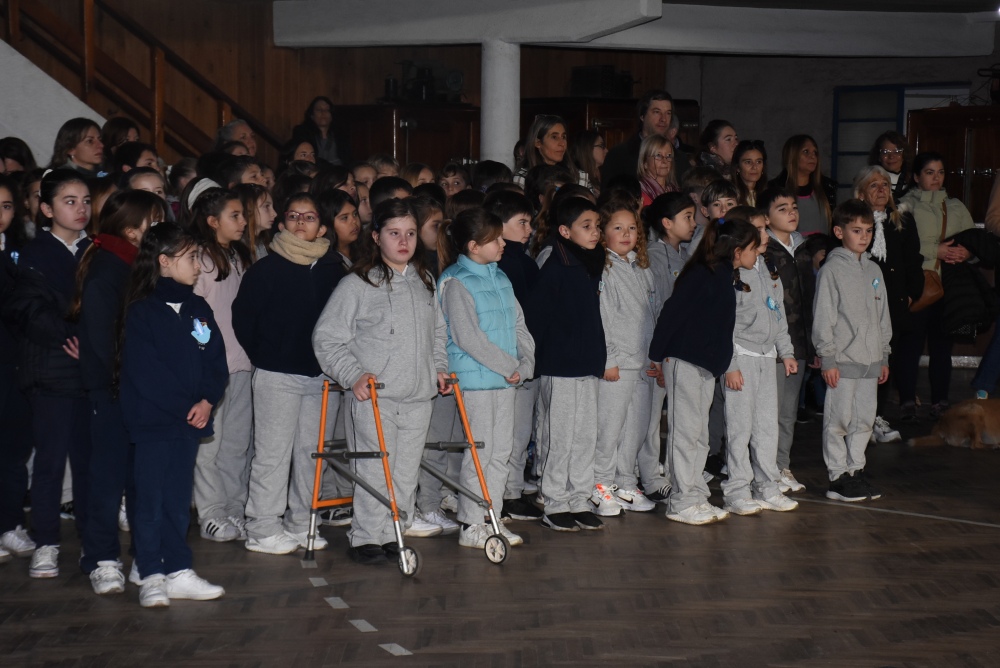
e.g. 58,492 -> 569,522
854,164 -> 924,439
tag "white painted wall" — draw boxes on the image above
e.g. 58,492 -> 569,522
681,23 -> 1000,180
0,40 -> 103,168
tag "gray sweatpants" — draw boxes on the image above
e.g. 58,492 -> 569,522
722,356 -> 782,502
347,395 -> 433,547
775,359 -> 805,470
638,375 -> 669,490
537,376 -> 598,515
416,393 -> 461,514
504,378 -> 537,499
319,391 -> 352,500
457,389 -> 515,525
665,359 -> 715,513
596,369 -> 651,489
194,370 -> 253,522
245,370 -> 326,539
822,376 -> 877,481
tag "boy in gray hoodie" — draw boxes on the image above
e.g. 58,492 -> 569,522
812,200 -> 892,503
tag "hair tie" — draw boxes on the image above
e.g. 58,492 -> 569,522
42,168 -> 54,179
717,217 -> 725,226
92,237 -> 103,248
187,178 -> 221,209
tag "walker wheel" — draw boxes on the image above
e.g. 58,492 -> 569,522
398,546 -> 421,577
484,534 -> 510,564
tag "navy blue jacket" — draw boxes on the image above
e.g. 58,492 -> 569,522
524,237 -> 605,378
648,262 -> 737,377
78,248 -> 130,393
497,239 -> 540,307
2,231 -> 90,396
120,278 -> 229,442
232,251 -> 344,377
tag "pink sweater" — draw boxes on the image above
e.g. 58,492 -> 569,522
195,254 -> 252,374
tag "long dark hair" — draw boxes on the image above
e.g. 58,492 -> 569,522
36,169 -> 89,230
234,183 -> 272,261
643,191 -> 696,240
731,139 -> 767,205
437,208 -> 503,270
69,190 -> 165,321
0,137 -> 38,173
520,115 -> 577,173
115,222 -> 198,393
355,198 -> 435,293
50,118 -> 101,168
0,174 -> 28,250
190,187 -> 250,281
780,134 -> 831,222
678,216 -> 759,289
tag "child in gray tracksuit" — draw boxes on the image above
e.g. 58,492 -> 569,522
312,200 -> 449,564
722,213 -> 799,515
812,199 -> 892,503
595,200 -> 657,516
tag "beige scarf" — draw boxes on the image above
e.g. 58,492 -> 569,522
270,230 -> 330,265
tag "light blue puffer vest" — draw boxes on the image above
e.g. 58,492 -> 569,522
438,254 -> 518,391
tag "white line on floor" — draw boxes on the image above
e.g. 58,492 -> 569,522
325,596 -> 349,609
309,577 -> 328,587
798,498 -> 1000,529
349,619 -> 377,632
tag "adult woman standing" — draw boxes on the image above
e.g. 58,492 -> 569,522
732,140 -> 767,207
868,131 -> 913,200
572,131 -> 607,197
637,135 -> 678,207
49,118 -> 105,178
897,152 -> 976,419
854,166 -> 924,439
697,120 -> 738,180
513,115 -> 591,192
292,96 -> 347,166
769,135 -> 837,235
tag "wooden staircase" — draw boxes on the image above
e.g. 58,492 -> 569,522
1,0 -> 282,162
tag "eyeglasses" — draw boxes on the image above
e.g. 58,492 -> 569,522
285,211 -> 319,224
879,148 -> 905,155
653,153 -> 674,162
594,143 -> 607,150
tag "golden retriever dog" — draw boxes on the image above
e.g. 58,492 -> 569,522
907,399 -> 1000,450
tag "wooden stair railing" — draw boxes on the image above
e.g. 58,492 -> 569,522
2,0 -> 283,161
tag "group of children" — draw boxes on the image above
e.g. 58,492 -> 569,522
0,114 -> 894,609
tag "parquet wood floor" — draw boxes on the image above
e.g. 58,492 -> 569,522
2,371 -> 999,667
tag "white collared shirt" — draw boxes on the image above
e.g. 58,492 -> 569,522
46,227 -> 88,254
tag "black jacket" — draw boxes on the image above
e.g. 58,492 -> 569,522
939,228 -> 1000,335
78,248 -> 130,393
764,237 -> 816,361
525,236 -> 605,379
497,240 -> 540,307
3,232 -> 90,396
232,251 -> 345,377
873,213 -> 924,340
601,132 -> 642,191
648,262 -> 736,378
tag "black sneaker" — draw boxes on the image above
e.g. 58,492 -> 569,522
381,542 -> 400,557
572,511 -> 604,531
501,496 -> 543,521
542,512 -> 580,532
898,402 -> 917,422
59,502 -> 75,520
320,507 -> 353,527
644,484 -> 672,504
853,470 -> 882,500
347,544 -> 388,565
705,454 -> 725,477
826,473 -> 867,502
796,407 -> 814,424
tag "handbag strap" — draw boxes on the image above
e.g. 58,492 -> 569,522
934,200 -> 948,272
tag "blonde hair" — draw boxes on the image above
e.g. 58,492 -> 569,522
599,195 -> 649,269
636,135 -> 677,190
853,165 -> 902,232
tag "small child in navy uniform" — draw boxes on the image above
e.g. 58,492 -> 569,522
120,222 -> 229,607
812,199 -> 892,503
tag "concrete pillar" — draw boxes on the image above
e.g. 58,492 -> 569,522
480,39 -> 520,169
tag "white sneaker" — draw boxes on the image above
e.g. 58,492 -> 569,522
200,517 -> 240,542
287,530 -> 328,550
90,560 -> 125,595
614,486 -> 656,512
779,469 -> 806,493
129,561 -> 148,586
522,478 -> 539,495
724,498 -> 762,516
226,515 -> 248,540
419,509 -> 459,535
666,504 -> 719,526
590,483 -> 623,517
139,575 -> 170,608
117,498 -> 130,533
702,470 -> 716,483
0,525 -> 35,556
458,523 -> 489,549
535,492 -> 546,506
706,503 -> 730,521
245,531 -> 300,555
439,494 -> 458,513
0,545 -> 10,563
29,545 -> 59,578
871,416 -> 902,443
496,522 -> 523,547
403,517 -> 443,538
165,569 -> 225,600
757,493 -> 799,512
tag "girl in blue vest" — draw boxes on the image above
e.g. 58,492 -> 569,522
437,208 -> 535,549
119,222 -> 229,607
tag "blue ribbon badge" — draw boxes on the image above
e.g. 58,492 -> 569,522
192,319 -> 211,345
766,295 -> 782,321
872,278 -> 880,291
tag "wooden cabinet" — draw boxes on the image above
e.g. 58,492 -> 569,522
908,106 -> 1000,222
333,104 -> 480,168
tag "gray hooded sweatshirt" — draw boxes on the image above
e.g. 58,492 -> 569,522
646,237 -> 688,317
312,265 -> 448,402
728,256 -> 794,373
600,249 -> 657,371
812,247 -> 892,379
